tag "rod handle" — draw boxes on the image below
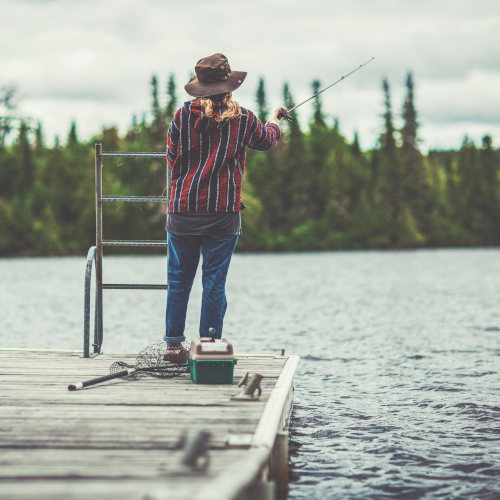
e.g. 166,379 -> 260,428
277,107 -> 292,122
68,368 -> 136,391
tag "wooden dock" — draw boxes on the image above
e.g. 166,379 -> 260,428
0,349 -> 299,500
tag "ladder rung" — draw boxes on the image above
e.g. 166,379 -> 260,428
101,196 -> 168,202
102,240 -> 168,247
100,152 -> 166,158
103,284 -> 168,290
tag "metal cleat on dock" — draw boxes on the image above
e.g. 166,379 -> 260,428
156,430 -> 212,481
179,430 -> 211,471
231,372 -> 263,401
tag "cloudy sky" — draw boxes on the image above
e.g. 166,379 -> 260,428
1,0 -> 499,150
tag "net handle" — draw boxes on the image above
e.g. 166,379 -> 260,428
68,367 -> 136,391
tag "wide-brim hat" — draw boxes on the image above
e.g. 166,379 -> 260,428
185,53 -> 247,98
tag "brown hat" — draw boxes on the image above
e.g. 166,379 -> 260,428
184,53 -> 247,98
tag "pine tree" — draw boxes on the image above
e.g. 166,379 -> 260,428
255,78 -> 268,123
400,71 -> 429,234
41,136 -> 73,251
424,151 -> 454,246
281,83 -> 308,240
374,78 -> 403,245
165,74 -> 177,122
150,75 -> 166,146
456,136 -> 483,244
401,72 -> 418,149
2,120 -> 34,252
35,121 -> 44,156
60,120 -> 94,251
311,80 -> 325,126
15,121 -> 35,196
380,78 -> 396,153
307,79 -> 330,221
351,131 -> 361,157
151,75 -> 161,123
0,85 -> 17,147
283,83 -> 301,130
68,121 -> 77,145
245,79 -> 279,240
324,119 -> 372,248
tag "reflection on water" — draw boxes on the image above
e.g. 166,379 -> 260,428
1,249 -> 499,499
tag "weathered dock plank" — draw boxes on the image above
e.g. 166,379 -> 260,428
0,349 -> 299,500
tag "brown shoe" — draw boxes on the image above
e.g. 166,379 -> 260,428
163,347 -> 187,364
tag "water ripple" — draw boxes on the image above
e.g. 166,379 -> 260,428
1,249 -> 500,499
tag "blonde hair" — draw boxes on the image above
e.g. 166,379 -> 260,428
197,92 -> 241,123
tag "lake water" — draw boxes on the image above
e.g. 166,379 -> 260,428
1,249 -> 500,499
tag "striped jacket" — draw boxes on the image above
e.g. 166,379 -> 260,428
167,100 -> 280,213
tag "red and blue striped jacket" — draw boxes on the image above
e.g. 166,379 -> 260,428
167,100 -> 280,213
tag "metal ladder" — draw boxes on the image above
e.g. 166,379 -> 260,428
83,144 -> 170,357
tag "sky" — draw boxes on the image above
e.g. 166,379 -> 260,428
1,0 -> 499,150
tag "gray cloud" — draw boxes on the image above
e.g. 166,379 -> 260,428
1,0 -> 499,149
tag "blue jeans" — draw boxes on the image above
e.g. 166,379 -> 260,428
164,232 -> 238,343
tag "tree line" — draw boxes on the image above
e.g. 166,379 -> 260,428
0,73 -> 499,256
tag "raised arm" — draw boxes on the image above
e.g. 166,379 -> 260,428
245,109 -> 281,152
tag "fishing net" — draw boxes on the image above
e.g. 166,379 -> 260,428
109,341 -> 189,381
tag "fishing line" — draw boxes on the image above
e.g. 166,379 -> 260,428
278,57 -> 375,121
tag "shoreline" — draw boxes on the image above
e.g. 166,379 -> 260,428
1,244 -> 500,259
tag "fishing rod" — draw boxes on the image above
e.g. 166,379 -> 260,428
278,57 -> 375,122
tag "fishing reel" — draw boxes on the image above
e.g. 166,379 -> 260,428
277,107 -> 293,123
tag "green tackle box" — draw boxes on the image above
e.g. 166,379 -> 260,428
189,338 -> 237,384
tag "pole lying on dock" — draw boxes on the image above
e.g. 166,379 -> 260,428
69,343 -> 188,391
68,368 -> 135,391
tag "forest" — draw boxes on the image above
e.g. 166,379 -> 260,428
0,73 -> 499,255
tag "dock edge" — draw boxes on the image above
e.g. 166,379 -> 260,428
194,354 -> 300,500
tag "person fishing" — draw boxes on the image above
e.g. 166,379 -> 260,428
164,53 -> 284,355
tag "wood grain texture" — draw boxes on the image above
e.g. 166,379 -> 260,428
0,350 -> 296,500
